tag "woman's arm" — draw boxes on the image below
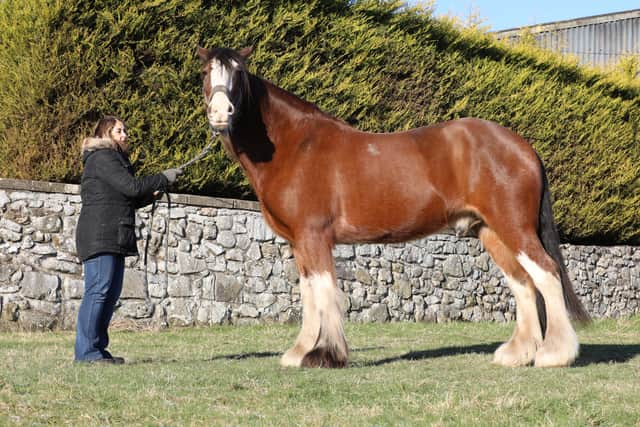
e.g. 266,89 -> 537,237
93,150 -> 168,198
134,191 -> 162,209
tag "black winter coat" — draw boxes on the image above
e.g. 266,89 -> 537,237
75,138 -> 168,261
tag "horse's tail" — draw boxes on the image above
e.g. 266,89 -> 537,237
537,160 -> 591,326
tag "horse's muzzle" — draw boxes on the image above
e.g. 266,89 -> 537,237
209,121 -> 229,131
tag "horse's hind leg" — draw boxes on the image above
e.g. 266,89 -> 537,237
514,239 -> 579,367
479,227 -> 542,366
280,234 -> 348,368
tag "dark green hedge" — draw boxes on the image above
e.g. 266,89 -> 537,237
1,0 -> 638,244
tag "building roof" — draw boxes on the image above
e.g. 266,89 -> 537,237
496,8 -> 640,37
494,9 -> 640,68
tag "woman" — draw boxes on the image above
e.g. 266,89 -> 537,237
74,116 -> 182,364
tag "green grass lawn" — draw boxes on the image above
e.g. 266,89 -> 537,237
1,318 -> 639,426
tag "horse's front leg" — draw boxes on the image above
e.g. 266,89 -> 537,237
280,233 -> 348,368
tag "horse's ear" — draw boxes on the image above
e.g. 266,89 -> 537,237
197,46 -> 210,63
238,46 -> 253,59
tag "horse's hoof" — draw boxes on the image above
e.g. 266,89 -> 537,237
534,342 -> 578,367
492,338 -> 536,367
301,347 -> 348,368
280,348 -> 304,368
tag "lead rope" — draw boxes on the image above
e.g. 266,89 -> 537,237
142,128 -> 221,318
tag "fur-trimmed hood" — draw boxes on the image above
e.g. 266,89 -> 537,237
81,137 -> 119,163
81,137 -> 116,152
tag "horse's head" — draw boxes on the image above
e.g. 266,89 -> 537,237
197,46 -> 252,132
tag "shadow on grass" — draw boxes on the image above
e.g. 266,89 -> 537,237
125,343 -> 640,367
358,343 -> 640,367
201,346 -> 386,363
575,344 -> 640,366
358,342 -> 501,367
127,347 -> 388,365
206,351 -> 280,361
126,351 -> 280,364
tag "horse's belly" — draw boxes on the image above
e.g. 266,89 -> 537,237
333,197 -> 447,244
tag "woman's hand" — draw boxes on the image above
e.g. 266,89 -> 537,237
162,168 -> 183,184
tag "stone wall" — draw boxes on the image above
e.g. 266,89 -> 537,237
1,178 -> 638,330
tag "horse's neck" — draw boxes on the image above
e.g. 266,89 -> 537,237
260,79 -> 322,137
231,78 -> 323,194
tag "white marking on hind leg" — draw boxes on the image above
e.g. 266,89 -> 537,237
493,275 -> 542,367
517,253 -> 579,367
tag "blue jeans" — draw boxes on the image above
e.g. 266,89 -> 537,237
74,254 -> 124,361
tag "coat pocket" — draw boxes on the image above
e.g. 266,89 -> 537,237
117,219 -> 136,248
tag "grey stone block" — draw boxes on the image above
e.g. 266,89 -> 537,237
21,271 -> 60,301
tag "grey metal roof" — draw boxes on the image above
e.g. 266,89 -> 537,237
495,9 -> 640,68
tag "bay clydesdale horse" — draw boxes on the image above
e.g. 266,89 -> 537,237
197,46 -> 589,368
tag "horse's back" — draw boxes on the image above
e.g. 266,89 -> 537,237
329,118 -> 543,242
408,117 -> 542,194
349,117 -> 542,200
411,118 -> 538,163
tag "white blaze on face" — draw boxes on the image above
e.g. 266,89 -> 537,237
207,59 -> 236,129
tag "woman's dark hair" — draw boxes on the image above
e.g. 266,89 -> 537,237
93,115 -> 124,139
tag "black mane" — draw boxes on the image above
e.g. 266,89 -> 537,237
205,48 -> 247,72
